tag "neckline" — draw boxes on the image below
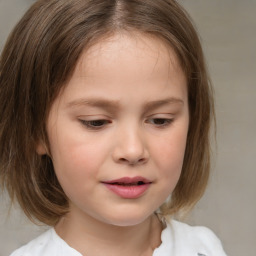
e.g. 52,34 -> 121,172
51,218 -> 170,256
51,228 -> 83,256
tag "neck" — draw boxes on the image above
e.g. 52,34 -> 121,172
55,209 -> 163,256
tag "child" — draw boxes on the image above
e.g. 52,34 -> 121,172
0,0 -> 227,255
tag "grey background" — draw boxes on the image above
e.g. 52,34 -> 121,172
0,0 -> 255,255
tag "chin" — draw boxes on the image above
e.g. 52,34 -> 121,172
101,209 -> 154,227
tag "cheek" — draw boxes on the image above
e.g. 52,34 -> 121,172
147,130 -> 188,208
48,130 -> 108,188
52,143 -> 103,179
151,127 -> 188,181
50,143 -> 103,202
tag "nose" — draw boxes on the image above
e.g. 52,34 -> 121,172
112,126 -> 149,166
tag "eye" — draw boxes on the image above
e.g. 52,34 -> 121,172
146,118 -> 174,127
79,119 -> 111,130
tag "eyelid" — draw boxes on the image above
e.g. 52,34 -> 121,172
145,114 -> 175,127
78,117 -> 112,130
146,117 -> 174,125
145,113 -> 175,119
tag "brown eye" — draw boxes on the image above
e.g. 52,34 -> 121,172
147,118 -> 173,127
79,119 -> 111,129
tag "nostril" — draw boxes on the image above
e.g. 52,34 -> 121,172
119,158 -> 128,163
118,157 -> 147,165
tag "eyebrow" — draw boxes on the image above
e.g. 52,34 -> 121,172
66,97 -> 184,112
143,98 -> 184,112
67,98 -> 120,113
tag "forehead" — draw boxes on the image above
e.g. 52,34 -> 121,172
47,31 -> 188,127
75,31 -> 183,79
56,31 -> 187,107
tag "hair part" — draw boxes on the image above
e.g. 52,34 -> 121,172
0,0 -> 214,225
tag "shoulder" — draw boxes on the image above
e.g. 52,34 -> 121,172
159,218 -> 227,256
10,229 -> 55,256
9,228 -> 81,256
171,219 -> 223,245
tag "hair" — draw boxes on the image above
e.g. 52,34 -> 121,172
0,0 -> 214,226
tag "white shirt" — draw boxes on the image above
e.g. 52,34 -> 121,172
10,219 -> 227,256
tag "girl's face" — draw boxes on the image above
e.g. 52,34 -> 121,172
40,32 -> 189,227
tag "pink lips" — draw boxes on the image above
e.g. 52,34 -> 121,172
102,176 -> 152,199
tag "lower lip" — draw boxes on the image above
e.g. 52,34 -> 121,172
103,183 -> 151,199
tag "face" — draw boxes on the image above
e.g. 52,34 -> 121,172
39,32 -> 189,227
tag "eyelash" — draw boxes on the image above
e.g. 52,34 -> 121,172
146,118 -> 174,127
79,119 -> 111,130
79,118 -> 174,130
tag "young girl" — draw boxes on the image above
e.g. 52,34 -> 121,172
0,0 -> 227,255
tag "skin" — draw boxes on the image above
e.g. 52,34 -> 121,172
38,32 -> 189,256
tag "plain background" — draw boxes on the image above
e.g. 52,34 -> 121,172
0,0 -> 255,255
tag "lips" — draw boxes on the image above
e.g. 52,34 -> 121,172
103,176 -> 151,186
102,176 -> 152,199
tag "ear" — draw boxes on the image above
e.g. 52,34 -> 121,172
36,141 -> 48,155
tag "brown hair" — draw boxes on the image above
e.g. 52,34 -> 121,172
0,0 -> 214,225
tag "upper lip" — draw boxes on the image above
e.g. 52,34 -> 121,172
102,176 -> 152,185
